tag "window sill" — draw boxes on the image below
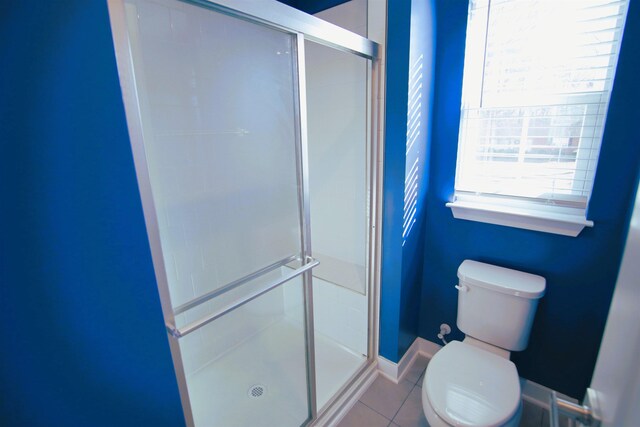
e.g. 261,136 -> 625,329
446,200 -> 594,237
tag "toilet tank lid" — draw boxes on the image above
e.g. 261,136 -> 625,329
458,260 -> 546,299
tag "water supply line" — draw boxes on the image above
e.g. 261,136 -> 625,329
437,324 -> 451,345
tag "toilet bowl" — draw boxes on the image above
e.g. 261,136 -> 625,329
421,260 -> 545,427
421,341 -> 522,427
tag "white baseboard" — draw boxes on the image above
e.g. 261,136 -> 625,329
378,337 -> 577,411
416,337 -> 443,358
377,355 -> 399,383
377,337 -> 442,384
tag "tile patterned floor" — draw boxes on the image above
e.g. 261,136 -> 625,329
337,355 -> 553,427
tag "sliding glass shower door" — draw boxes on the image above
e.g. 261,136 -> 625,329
109,0 -> 316,425
109,0 -> 379,425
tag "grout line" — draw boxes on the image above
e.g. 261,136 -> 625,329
389,382 -> 419,423
357,400 -> 392,422
388,357 -> 426,424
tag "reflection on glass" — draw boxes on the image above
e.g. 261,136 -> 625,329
125,0 -> 302,309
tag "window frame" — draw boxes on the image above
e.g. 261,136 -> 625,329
448,0 -> 630,237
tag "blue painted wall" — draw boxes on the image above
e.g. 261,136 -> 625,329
419,0 -> 640,398
380,0 -> 436,362
0,2 -> 185,426
379,0 -> 412,363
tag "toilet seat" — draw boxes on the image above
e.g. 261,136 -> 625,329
424,341 -> 521,427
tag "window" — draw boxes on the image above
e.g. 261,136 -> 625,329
447,0 -> 630,236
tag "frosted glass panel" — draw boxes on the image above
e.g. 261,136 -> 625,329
124,0 -> 302,308
305,40 -> 368,295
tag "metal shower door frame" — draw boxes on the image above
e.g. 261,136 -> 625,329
107,0 -> 380,426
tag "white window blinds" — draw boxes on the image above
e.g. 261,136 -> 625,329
455,0 -> 630,213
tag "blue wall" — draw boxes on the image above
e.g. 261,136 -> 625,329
0,2 -> 185,426
380,0 -> 436,362
379,0 -> 412,363
419,0 -> 640,398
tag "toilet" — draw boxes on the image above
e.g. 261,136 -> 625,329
422,260 -> 545,427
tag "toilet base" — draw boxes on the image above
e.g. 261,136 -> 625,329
421,384 -> 522,427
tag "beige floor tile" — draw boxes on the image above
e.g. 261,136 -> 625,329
393,386 -> 429,427
404,356 -> 430,385
359,375 -> 414,419
336,401 -> 391,427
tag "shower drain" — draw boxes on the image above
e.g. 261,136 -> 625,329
247,384 -> 267,399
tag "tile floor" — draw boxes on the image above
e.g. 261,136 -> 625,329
337,355 -> 554,427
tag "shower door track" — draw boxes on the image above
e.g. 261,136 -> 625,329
188,0 -> 377,59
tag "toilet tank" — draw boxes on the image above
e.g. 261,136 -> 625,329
456,260 -> 546,351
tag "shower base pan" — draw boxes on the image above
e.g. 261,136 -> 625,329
186,318 -> 366,427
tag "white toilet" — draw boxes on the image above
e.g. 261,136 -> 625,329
422,260 -> 546,427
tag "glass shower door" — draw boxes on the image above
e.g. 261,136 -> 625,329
304,39 -> 371,411
108,0 -> 316,425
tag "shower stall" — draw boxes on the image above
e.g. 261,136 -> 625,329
107,0 -> 380,425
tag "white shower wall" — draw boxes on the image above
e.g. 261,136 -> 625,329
178,280 -> 289,377
303,0 -> 370,357
283,275 -> 368,356
306,0 -> 369,296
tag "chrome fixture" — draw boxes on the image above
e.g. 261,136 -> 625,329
550,388 -> 602,427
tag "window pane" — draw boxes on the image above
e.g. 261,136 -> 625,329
455,0 -> 630,208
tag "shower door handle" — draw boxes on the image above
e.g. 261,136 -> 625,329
166,257 -> 320,339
